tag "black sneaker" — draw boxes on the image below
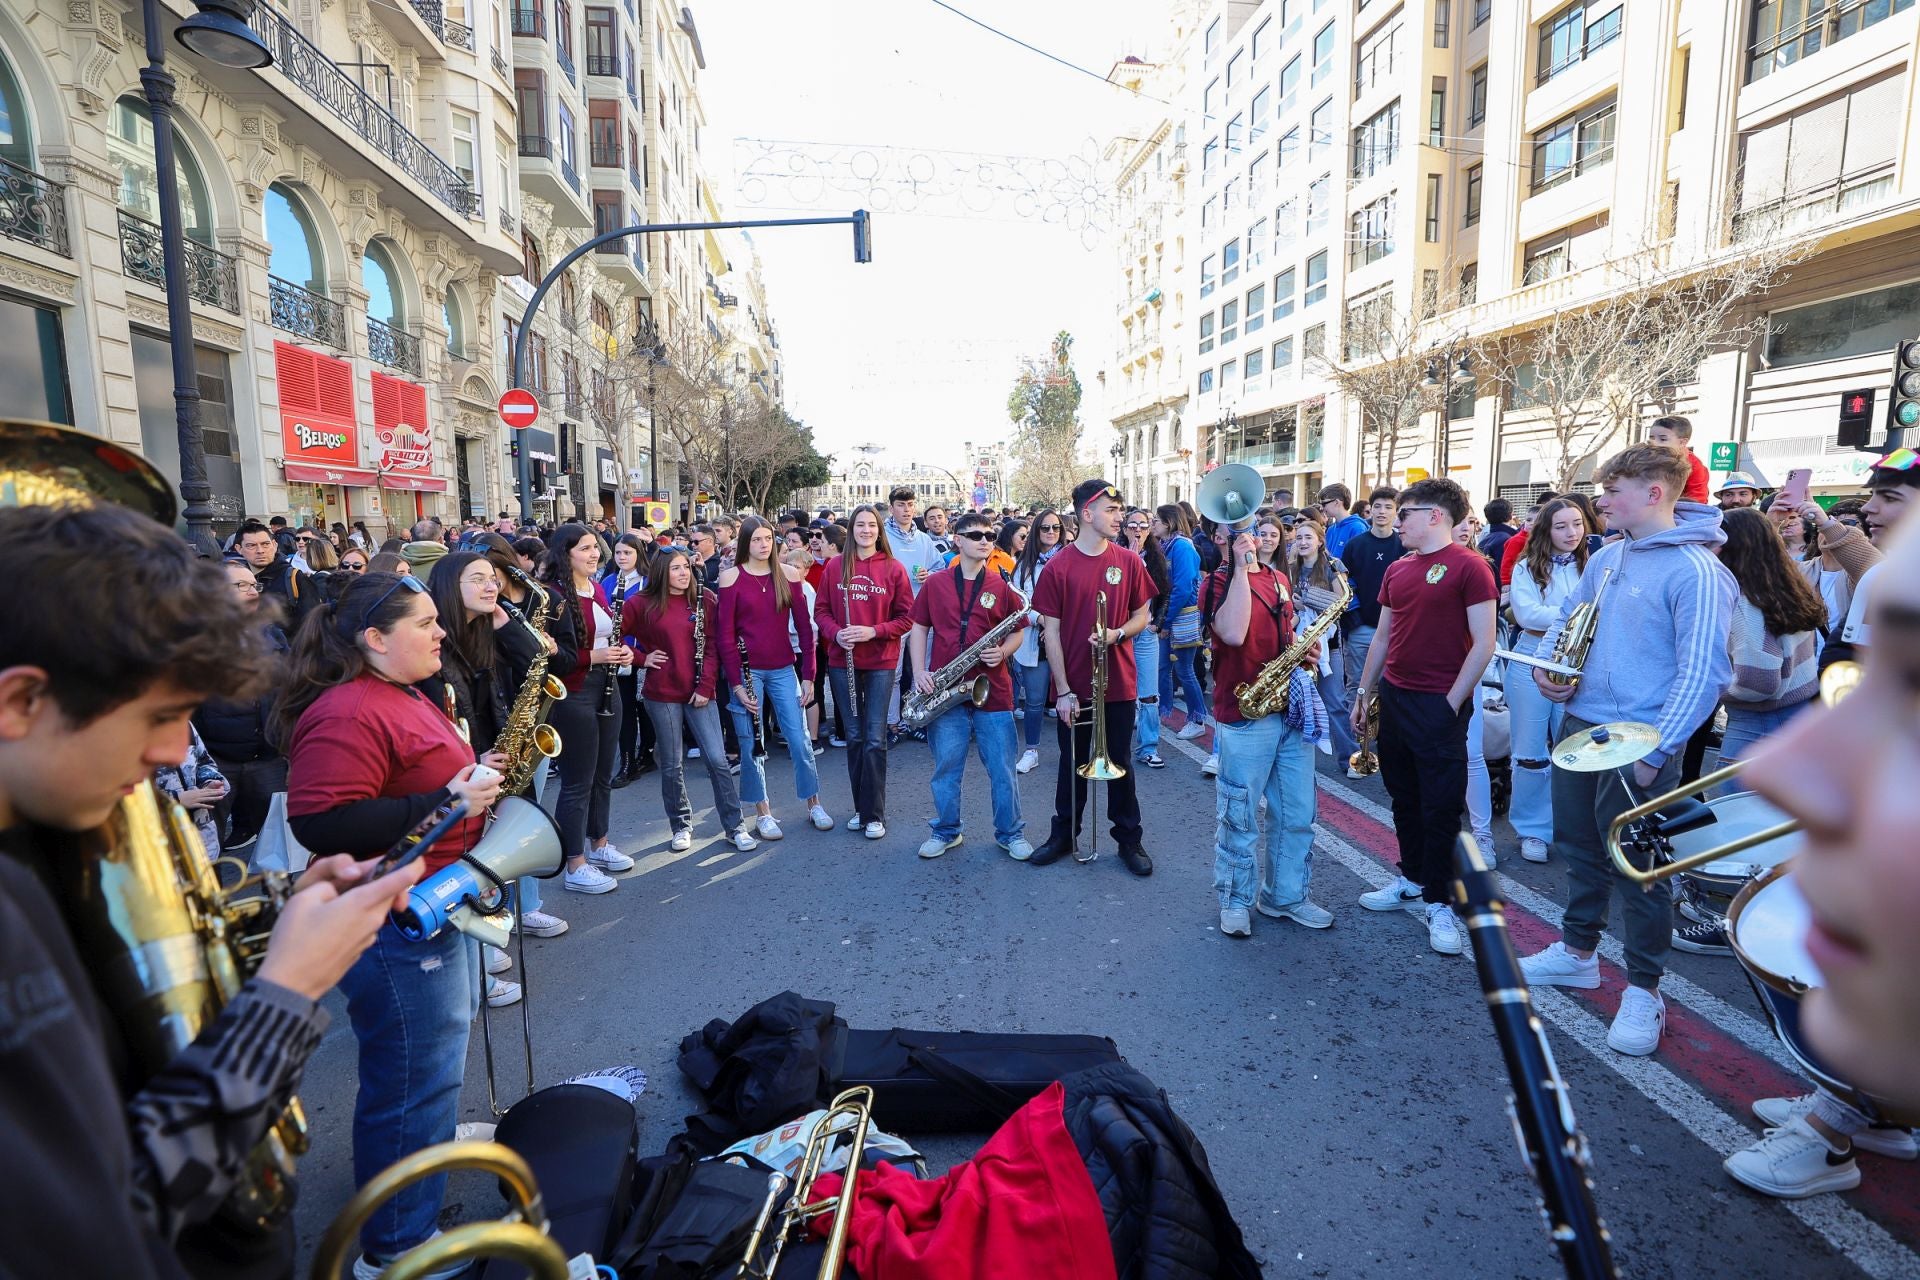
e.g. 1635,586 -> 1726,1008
1672,918 -> 1732,956
1027,837 -> 1071,867
1117,845 -> 1154,877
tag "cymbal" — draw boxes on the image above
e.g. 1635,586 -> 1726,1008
1551,721 -> 1659,772
0,419 -> 176,523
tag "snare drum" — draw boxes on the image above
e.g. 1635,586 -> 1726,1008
1673,791 -> 1800,910
1726,864 -> 1915,1128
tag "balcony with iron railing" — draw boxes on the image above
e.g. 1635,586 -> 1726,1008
587,52 -> 619,77
556,44 -> 577,84
499,206 -> 516,235
407,0 -> 443,37
590,142 -> 621,169
629,166 -> 644,198
368,316 -> 424,378
560,155 -> 581,194
445,19 -> 474,50
0,158 -> 71,257
511,5 -> 544,36
516,134 -> 590,226
247,1 -> 475,220
269,275 -> 349,347
119,210 -> 240,312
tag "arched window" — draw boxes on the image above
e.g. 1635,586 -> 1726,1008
444,289 -> 468,359
106,94 -> 212,243
362,241 -> 403,327
264,182 -> 326,292
0,51 -> 31,168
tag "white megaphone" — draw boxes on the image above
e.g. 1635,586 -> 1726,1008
1197,462 -> 1267,565
393,796 -> 564,949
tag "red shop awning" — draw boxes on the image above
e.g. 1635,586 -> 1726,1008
378,473 -> 450,493
285,462 -> 378,486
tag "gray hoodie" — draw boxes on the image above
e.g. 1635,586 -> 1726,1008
1538,502 -> 1735,769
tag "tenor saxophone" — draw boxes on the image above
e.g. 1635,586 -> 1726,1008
900,582 -> 1029,729
496,571 -> 566,797
1235,570 -> 1351,720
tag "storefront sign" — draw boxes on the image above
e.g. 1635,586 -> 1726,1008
275,341 -> 361,469
1709,441 -> 1739,471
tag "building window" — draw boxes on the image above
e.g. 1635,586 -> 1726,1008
0,293 -> 70,423
1309,100 -> 1334,162
1278,126 -> 1301,171
1767,280 -> 1920,368
1199,367 -> 1216,393
1252,15 -> 1273,59
1306,174 -> 1330,234
1434,0 -> 1450,47
1460,262 -> 1479,303
1205,15 -> 1222,60
1199,311 -> 1215,355
1280,54 -> 1302,111
1464,163 -> 1483,225
1220,358 -> 1238,391
556,100 -> 578,170
1224,177 -> 1240,214
1203,137 -> 1220,178
1531,97 -> 1616,192
593,189 -> 623,236
1304,250 -> 1328,305
1429,79 -> 1446,147
1523,232 -> 1573,283
589,99 -> 620,167
1204,77 -> 1219,119
1468,64 -> 1488,127
1248,217 -> 1268,267
1203,194 -> 1218,231
1352,100 -> 1400,178
1355,18 -> 1401,96
1272,268 -> 1297,320
1733,74 -> 1904,241
1272,336 -> 1295,380
1312,22 -> 1335,84
1244,346 -> 1265,379
1250,86 -> 1272,142
1344,288 -> 1395,358
1222,299 -> 1240,345
1227,47 -> 1245,87
1303,323 -> 1326,361
1227,112 -> 1245,155
1200,254 -> 1217,299
1274,198 -> 1298,251
1222,238 -> 1241,286
1349,193 -> 1396,268
450,108 -> 478,188
1749,0 -> 1915,82
1537,3 -> 1622,85
1425,173 -> 1442,241
1474,0 -> 1492,27
1246,283 -> 1267,334
585,6 -> 615,72
1250,153 -> 1271,199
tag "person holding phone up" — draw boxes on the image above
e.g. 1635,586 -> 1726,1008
275,570 -> 505,1277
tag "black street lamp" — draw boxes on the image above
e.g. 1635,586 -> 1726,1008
634,314 -> 668,511
141,0 -> 271,554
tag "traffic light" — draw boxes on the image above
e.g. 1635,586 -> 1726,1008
1891,339 -> 1920,436
852,209 -> 872,264
1837,387 -> 1875,449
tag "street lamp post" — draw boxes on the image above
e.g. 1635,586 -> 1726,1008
635,315 -> 668,509
1421,350 -> 1476,477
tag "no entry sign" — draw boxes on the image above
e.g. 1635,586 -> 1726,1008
498,388 -> 540,430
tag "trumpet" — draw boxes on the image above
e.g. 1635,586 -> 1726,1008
1349,695 -> 1380,777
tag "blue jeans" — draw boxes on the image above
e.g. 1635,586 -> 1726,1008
1315,663 -> 1359,762
1465,687 -> 1493,844
1166,643 -> 1208,724
1015,660 -> 1051,748
1132,629 -> 1161,757
1716,701 -> 1811,794
729,663 -> 820,806
927,706 -> 1023,843
1505,634 -> 1563,843
1211,716 -> 1317,912
1342,623 -> 1376,699
336,921 -> 478,1259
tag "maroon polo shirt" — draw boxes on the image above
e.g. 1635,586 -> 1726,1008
909,563 -> 1028,711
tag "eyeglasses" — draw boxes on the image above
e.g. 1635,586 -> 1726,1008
296,535 -> 316,545
460,571 -> 498,588
953,529 -> 992,542
356,573 -> 427,633
229,579 -> 261,594
1037,523 -> 1062,533
1395,506 -> 1438,521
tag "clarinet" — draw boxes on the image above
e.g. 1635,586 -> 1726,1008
691,589 -> 706,699
1452,834 -> 1618,1280
737,632 -> 767,759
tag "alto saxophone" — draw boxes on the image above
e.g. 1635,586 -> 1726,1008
496,570 -> 566,797
1235,570 -> 1351,720
900,582 -> 1029,729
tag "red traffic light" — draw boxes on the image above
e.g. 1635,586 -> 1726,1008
1847,394 -> 1869,414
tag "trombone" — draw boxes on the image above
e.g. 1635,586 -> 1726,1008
1070,590 -> 1126,863
736,1086 -> 876,1280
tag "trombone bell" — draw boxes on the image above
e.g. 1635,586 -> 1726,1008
1605,758 -> 1799,887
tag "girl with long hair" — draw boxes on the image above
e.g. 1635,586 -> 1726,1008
1121,508 -> 1171,768
600,533 -> 657,787
622,547 -> 760,853
719,516 -> 831,838
541,523 -> 634,893
276,571 -> 506,1270
1284,519 -> 1361,766
1010,508 -> 1062,772
815,506 -> 913,837
1507,498 -> 1592,862
1717,507 -> 1827,774
990,518 -> 1024,577
1154,503 -> 1210,739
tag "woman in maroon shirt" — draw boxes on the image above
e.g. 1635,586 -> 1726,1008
718,516 -> 831,840
814,505 -> 914,839
622,547 -> 759,855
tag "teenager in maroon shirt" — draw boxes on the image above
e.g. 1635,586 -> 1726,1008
908,510 -> 1031,861
719,516 -> 831,840
624,547 -> 759,855
1029,478 -> 1157,874
815,505 -> 914,839
1348,478 -> 1498,955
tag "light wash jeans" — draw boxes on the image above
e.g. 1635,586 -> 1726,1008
1505,634 -> 1563,844
336,921 -> 479,1259
1341,623 -> 1376,700
1015,659 -> 1051,748
1132,628 -> 1162,758
645,697 -> 745,835
1165,643 -> 1208,725
927,705 -> 1023,844
1465,687 -> 1494,848
729,663 -> 820,806
1715,701 -> 1812,796
1211,716 -> 1318,912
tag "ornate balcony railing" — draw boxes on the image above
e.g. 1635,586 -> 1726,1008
491,48 -> 510,77
587,52 -> 618,77
556,44 -> 576,84
368,316 -> 424,378
632,246 -> 645,275
560,155 -> 581,193
590,144 -> 620,169
269,274 -> 349,347
408,0 -> 444,37
519,133 -> 550,158
499,206 -> 516,235
511,5 -> 543,36
119,209 -> 240,312
248,1 -> 472,217
445,19 -> 475,49
0,157 -> 71,257
629,167 -> 643,198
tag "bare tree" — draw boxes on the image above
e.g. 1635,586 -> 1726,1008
1006,331 -> 1099,508
600,320 -> 737,521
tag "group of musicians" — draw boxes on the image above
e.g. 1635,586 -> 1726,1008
5,414 -> 1920,1276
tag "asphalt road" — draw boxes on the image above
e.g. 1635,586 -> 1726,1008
291,709 -> 1920,1278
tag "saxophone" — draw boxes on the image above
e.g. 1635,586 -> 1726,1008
496,569 -> 566,797
1235,569 -> 1351,720
900,581 -> 1030,729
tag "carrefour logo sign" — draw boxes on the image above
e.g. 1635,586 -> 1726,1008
294,423 -> 348,452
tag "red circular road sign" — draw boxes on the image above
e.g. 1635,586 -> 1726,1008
498,388 -> 540,430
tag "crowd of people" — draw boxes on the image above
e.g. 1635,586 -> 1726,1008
5,412 -> 1918,1278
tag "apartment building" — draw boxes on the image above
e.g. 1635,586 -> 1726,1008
1,0 -> 521,534
1176,0 -> 1920,507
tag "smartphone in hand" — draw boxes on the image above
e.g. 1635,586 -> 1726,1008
1777,468 -> 1811,511
370,801 -> 468,879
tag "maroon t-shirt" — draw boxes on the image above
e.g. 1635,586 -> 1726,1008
910,563 -> 1029,711
1205,566 -> 1296,726
1377,542 -> 1498,694
624,587 -> 719,703
815,552 -> 915,670
1030,541 -> 1156,702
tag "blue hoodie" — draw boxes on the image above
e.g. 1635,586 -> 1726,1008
1538,502 -> 1735,769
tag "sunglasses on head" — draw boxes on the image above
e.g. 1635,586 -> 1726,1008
355,574 -> 427,633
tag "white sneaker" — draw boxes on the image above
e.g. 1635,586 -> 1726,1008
1219,906 -> 1252,937
1608,985 -> 1666,1056
1474,833 -> 1497,868
486,976 -> 523,1007
1345,763 -> 1369,780
669,829 -> 693,852
1724,1117 -> 1860,1198
864,821 -> 886,840
588,842 -> 634,872
1201,753 -> 1219,778
1177,720 -> 1209,740
1016,748 -> 1040,775
1752,1094 -> 1919,1160
809,805 -> 834,831
1520,837 -> 1550,863
1520,941 -> 1601,989
845,813 -> 864,831
518,909 -> 568,938
731,827 -> 760,852
755,814 -> 784,841
1000,836 -> 1034,861
1426,902 -> 1463,955
453,1121 -> 498,1143
1358,876 -> 1422,912
354,1234 -> 471,1280
485,948 -> 512,976
563,864 -> 617,894
919,834 -> 962,859
687,746 -> 701,759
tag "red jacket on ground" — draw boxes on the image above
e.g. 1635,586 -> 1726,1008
815,551 -> 915,670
